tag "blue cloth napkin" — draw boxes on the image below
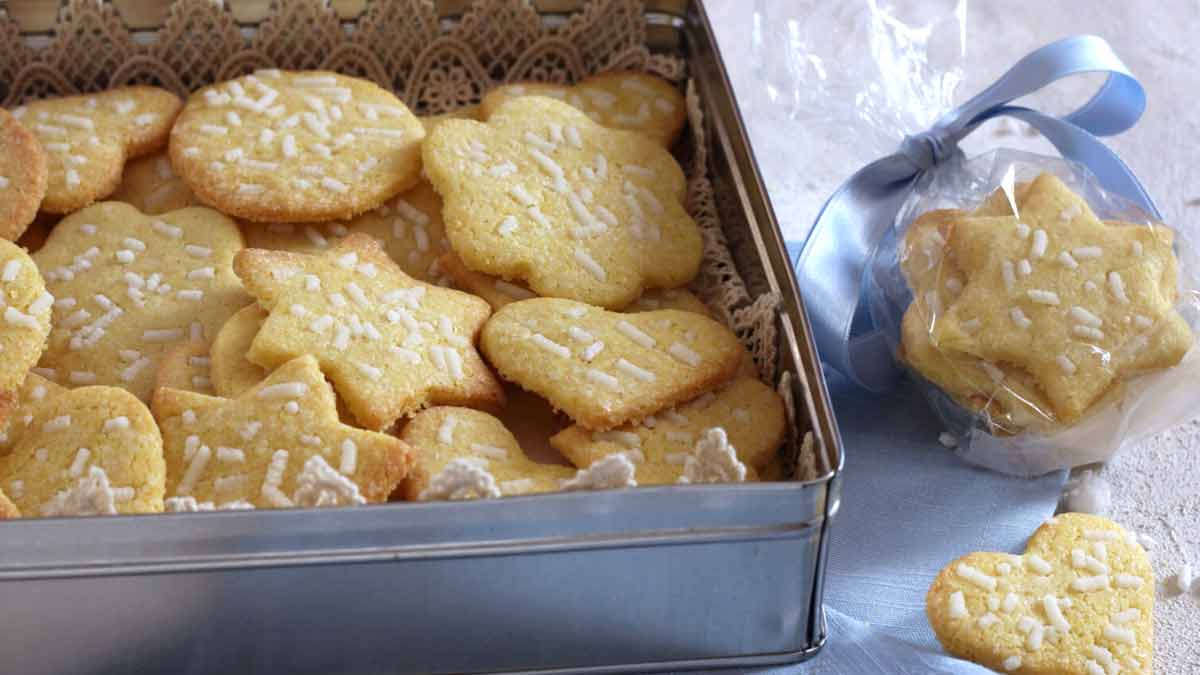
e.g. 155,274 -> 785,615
736,383 -> 1067,674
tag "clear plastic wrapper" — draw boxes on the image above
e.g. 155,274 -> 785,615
760,0 -> 1200,475
868,153 -> 1200,475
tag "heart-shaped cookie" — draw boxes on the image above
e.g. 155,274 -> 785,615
481,297 -> 742,430
927,512 -> 1152,674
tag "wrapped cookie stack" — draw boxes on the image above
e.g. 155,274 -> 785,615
0,69 -> 789,518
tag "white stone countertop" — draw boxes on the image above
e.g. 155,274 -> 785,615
705,0 -> 1200,670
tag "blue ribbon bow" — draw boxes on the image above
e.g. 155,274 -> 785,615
796,35 -> 1160,392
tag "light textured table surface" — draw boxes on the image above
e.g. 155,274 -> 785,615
706,0 -> 1200,670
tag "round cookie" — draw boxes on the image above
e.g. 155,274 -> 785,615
0,108 -> 49,240
0,385 -> 166,516
109,151 -> 199,215
424,95 -> 702,309
240,181 -> 450,283
480,72 -> 686,147
13,87 -> 182,214
0,240 -> 54,425
169,70 -> 425,223
210,304 -> 268,398
33,202 -> 249,401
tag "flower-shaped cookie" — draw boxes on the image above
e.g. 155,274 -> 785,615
424,96 -> 702,309
927,512 -> 1152,674
235,233 -> 504,430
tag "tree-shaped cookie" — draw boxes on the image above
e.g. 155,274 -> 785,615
424,96 -> 702,309
927,513 -> 1152,674
14,87 -> 182,213
934,173 -> 1191,423
32,202 -> 249,401
235,233 -> 504,430
398,406 -> 574,500
481,298 -> 742,429
0,385 -> 165,516
152,355 -> 412,509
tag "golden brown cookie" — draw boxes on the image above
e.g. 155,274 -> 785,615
0,239 -> 54,425
241,181 -> 451,283
169,70 -> 425,223
0,108 -> 48,241
480,72 -> 686,147
930,173 -> 1190,423
0,385 -> 165,516
550,377 -> 782,484
0,372 -> 66,456
14,87 -> 181,214
109,151 -> 199,215
235,233 -> 504,430
927,513 -> 1152,674
0,487 -> 17,518
481,298 -> 742,430
33,202 -> 249,401
209,304 -> 268,398
154,341 -> 214,395
152,354 -> 413,508
424,96 -> 702,309
398,406 -> 574,500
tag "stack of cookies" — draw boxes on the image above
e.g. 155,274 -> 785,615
899,173 -> 1191,435
0,69 -> 788,518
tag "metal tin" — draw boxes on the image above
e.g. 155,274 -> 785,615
0,2 -> 843,672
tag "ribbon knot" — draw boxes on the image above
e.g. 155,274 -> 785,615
797,35 -> 1160,393
898,128 -> 959,172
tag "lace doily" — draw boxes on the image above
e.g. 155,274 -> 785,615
0,0 -> 804,479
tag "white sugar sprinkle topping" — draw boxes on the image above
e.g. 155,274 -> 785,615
956,563 -> 998,590
1027,289 -> 1060,305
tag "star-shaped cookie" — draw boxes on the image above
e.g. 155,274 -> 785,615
152,354 -> 413,508
234,233 -> 504,430
932,173 -> 1190,422
423,96 -> 702,309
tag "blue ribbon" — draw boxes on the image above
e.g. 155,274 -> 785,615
796,35 -> 1160,392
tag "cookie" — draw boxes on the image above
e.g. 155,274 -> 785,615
235,233 -> 504,430
14,87 -> 182,214
109,151 -> 199,214
929,173 -> 1191,423
420,107 -> 480,133
151,354 -> 413,508
169,70 -> 425,223
210,304 -> 268,397
480,298 -> 742,429
550,377 -> 782,483
439,249 -> 709,314
0,240 -> 55,423
0,372 -> 67,456
927,512 -> 1152,674
241,181 -> 451,283
154,341 -> 214,395
33,202 -> 249,401
0,385 -> 165,516
424,95 -> 702,309
480,72 -> 686,147
398,406 -> 574,500
0,487 -> 16,518
0,108 -> 48,240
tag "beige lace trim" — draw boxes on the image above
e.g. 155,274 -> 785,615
0,0 -> 799,478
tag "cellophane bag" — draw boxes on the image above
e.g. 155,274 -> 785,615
752,0 -> 1200,475
868,153 -> 1200,475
